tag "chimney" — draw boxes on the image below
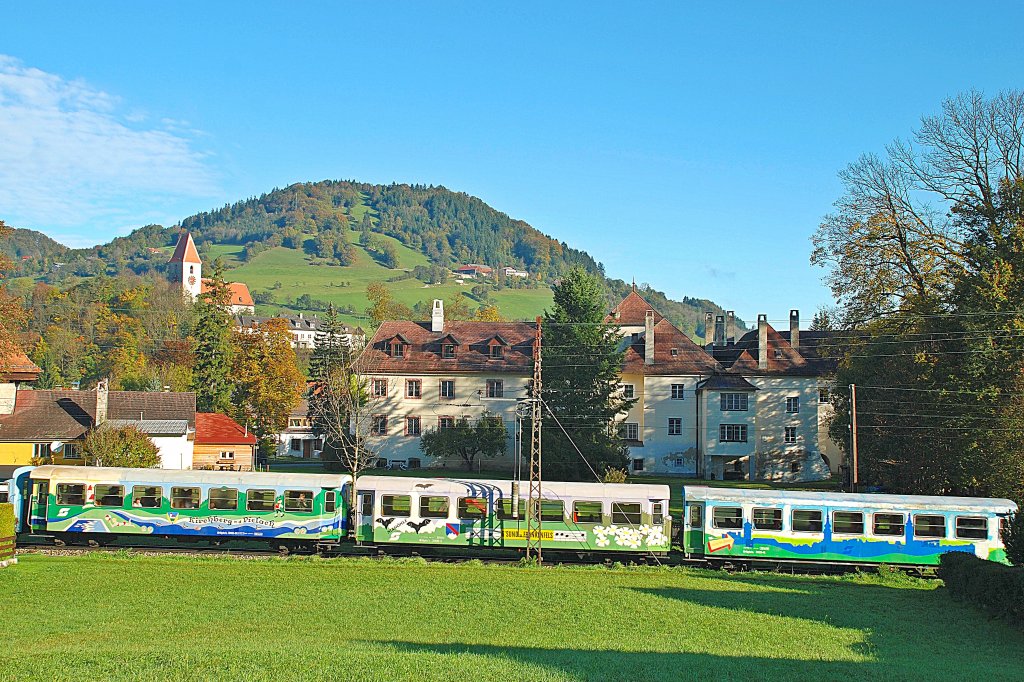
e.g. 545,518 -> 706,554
703,312 -> 714,348
790,309 -> 800,350
644,310 -> 655,365
714,315 -> 725,346
757,314 -> 768,370
95,378 -> 109,426
726,311 -> 735,345
431,299 -> 444,333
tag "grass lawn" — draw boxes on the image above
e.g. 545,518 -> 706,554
1,554 -> 1020,681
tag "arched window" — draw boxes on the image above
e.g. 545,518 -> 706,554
189,265 -> 194,275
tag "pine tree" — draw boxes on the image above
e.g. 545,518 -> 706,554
191,259 -> 234,413
541,266 -> 635,480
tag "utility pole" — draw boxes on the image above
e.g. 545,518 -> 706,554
525,316 -> 543,564
849,383 -> 859,492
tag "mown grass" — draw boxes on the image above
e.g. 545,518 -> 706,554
1,555 -> 1020,681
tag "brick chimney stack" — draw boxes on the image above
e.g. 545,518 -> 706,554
431,299 -> 444,333
703,312 -> 714,348
95,378 -> 109,426
757,315 -> 768,370
714,315 -> 725,346
644,310 -> 655,365
726,311 -> 735,345
790,309 -> 800,350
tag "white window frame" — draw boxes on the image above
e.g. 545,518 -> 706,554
668,418 -> 682,436
439,379 -> 455,399
620,383 -> 635,399
670,384 -> 685,400
486,379 -> 504,399
720,393 -> 748,411
719,424 -> 747,443
784,426 -> 797,444
786,396 -> 800,414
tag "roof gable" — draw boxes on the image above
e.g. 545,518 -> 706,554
605,290 -> 665,326
168,231 -> 201,265
195,412 -> 257,445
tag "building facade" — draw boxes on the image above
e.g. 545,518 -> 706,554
235,313 -> 365,350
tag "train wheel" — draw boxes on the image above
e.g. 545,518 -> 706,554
277,543 -> 290,556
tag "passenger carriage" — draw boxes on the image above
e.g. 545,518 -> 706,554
9,466 -> 350,545
680,486 -> 1016,566
353,476 -> 673,553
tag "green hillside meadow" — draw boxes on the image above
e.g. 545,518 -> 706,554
204,234 -> 554,326
1,554 -> 1021,681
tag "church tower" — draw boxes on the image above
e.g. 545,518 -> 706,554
167,231 -> 202,300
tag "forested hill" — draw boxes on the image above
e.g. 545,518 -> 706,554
0,180 -> 743,336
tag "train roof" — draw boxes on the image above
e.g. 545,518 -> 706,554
683,485 -> 1017,513
29,465 -> 348,489
358,475 -> 670,500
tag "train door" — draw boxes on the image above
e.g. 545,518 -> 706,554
683,502 -> 705,556
30,480 -> 49,532
355,490 -> 374,543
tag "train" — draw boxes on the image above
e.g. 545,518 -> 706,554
5,465 -> 1017,567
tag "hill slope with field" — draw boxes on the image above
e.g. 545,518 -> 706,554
1,180 -> 740,335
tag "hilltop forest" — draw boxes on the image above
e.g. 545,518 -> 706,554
0,180 -> 739,337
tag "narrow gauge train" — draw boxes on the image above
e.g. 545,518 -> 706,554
6,466 -> 673,555
5,465 -> 1017,567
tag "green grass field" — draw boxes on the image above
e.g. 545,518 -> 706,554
221,234 -> 553,327
1,554 -> 1020,681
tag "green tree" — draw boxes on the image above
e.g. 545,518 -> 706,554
541,266 -> 635,480
191,259 -> 234,413
231,317 -> 305,455
81,425 -> 161,467
0,219 -> 29,369
419,413 -> 508,470
1002,511 -> 1024,566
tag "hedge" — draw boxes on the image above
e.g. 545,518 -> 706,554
0,503 -> 14,564
938,551 -> 1024,626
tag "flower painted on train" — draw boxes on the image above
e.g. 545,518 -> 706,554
639,525 -> 652,535
595,536 -> 610,548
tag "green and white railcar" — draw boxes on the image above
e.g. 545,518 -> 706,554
15,466 -> 349,542
680,486 -> 1016,566
352,476 -> 672,553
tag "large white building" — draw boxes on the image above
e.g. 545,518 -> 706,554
235,313 -> 365,350
359,293 -> 839,481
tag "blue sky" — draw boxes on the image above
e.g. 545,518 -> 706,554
3,2 -> 1023,325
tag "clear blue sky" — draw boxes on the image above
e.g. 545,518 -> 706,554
3,2 -> 1023,325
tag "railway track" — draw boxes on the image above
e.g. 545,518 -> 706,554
14,540 -> 911,576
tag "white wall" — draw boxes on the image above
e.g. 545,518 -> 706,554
152,434 -> 193,469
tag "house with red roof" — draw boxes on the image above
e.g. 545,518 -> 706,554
193,412 -> 258,471
357,291 -> 839,482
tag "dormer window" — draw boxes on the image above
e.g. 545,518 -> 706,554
490,345 -> 504,359
487,335 -> 509,360
670,348 -> 679,357
442,344 -> 456,359
774,349 -> 783,359
390,342 -> 405,358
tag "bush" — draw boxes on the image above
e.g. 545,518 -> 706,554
938,551 -> 1024,625
1002,511 -> 1024,567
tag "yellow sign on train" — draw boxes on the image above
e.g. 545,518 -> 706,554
503,529 -> 554,541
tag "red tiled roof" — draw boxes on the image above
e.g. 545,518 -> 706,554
621,318 -> 723,376
201,280 -> 254,307
359,321 -> 536,374
0,390 -> 196,441
0,350 -> 41,381
167,231 -> 202,264
195,412 -> 257,445
605,290 -> 665,326
714,323 -> 821,375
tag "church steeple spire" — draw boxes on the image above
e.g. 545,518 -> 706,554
167,230 -> 202,300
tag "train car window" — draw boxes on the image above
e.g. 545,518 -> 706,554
652,502 -> 665,525
246,489 -> 276,512
913,514 -> 946,539
382,495 -> 411,517
833,511 -> 864,535
712,506 -> 743,530
209,488 -> 238,511
170,487 -> 201,510
496,498 -> 526,520
999,516 -> 1009,540
955,516 -> 988,540
792,509 -> 823,533
612,503 -> 642,525
56,483 -> 86,506
873,513 -> 905,536
132,485 -> 162,508
753,507 -> 783,531
95,484 -> 125,507
360,493 -> 373,517
285,490 -> 314,513
458,497 -> 489,518
688,505 -> 703,528
540,500 -> 565,522
325,491 -> 337,514
573,501 -> 603,523
420,495 -> 450,519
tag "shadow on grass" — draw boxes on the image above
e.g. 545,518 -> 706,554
376,641 -> 878,681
